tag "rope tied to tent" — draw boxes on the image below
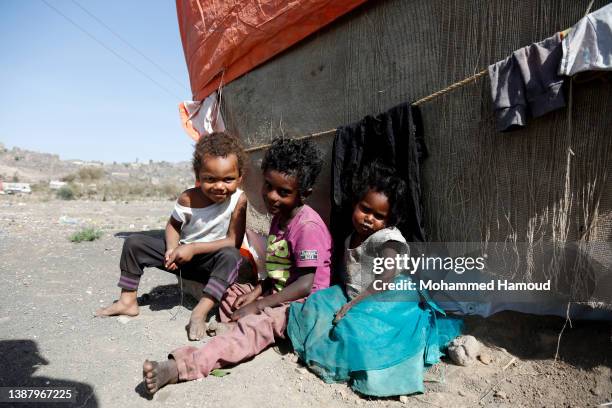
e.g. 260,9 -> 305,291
412,69 -> 489,106
244,129 -> 336,153
244,69 -> 489,153
242,16 -> 585,153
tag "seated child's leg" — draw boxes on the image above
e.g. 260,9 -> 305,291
206,282 -> 255,336
96,234 -> 166,317
182,247 -> 243,340
170,304 -> 290,382
218,282 -> 255,323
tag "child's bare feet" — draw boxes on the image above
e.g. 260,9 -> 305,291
206,320 -> 237,337
95,290 -> 139,317
143,360 -> 178,394
186,295 -> 215,341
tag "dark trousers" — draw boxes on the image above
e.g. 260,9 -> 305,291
117,234 -> 242,302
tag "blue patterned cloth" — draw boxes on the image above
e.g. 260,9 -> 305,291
287,281 -> 462,396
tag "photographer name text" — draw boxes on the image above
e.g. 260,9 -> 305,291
373,279 -> 551,291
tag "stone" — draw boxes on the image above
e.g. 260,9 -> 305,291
399,395 -> 409,404
448,335 -> 481,366
478,353 -> 493,365
494,390 -> 507,399
117,316 -> 131,324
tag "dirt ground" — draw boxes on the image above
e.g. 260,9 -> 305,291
1,196 -> 611,407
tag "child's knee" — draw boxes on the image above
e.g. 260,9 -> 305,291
215,247 -> 242,264
123,234 -> 148,253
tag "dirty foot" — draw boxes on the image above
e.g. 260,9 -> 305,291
95,299 -> 139,317
143,360 -> 178,395
187,318 -> 207,341
206,320 -> 237,337
186,296 -> 215,340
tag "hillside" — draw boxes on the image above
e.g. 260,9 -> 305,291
0,143 -> 194,198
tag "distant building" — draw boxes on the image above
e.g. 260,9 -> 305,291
71,160 -> 102,167
111,172 -> 130,180
49,180 -> 67,190
1,182 -> 31,194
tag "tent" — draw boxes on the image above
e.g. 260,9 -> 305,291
175,0 -> 612,316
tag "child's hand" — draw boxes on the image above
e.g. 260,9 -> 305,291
231,300 -> 264,321
233,290 -> 260,310
165,245 -> 194,266
164,248 -> 179,271
333,302 -> 354,325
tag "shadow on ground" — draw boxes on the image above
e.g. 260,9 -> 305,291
0,340 -> 99,407
463,311 -> 612,370
140,284 -> 198,312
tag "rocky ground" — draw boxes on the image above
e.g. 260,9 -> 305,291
1,195 -> 611,407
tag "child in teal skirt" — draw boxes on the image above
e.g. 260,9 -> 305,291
287,162 -> 462,397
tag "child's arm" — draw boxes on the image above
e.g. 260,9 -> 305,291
166,193 -> 247,266
230,268 -> 315,321
164,217 -> 182,271
333,244 -> 399,324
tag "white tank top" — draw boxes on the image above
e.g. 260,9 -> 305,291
171,189 -> 243,244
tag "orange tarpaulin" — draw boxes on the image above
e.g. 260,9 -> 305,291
176,0 -> 368,101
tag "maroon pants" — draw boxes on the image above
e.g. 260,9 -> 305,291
170,283 -> 290,380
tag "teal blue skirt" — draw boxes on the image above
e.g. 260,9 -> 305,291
287,282 -> 462,397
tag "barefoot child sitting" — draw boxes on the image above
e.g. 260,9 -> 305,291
96,132 -> 248,341
142,137 -> 332,394
287,162 -> 462,397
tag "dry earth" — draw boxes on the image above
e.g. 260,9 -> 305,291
1,196 -> 611,407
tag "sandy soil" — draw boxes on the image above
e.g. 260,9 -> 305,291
1,196 -> 610,407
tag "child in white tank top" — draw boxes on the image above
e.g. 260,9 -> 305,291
96,132 -> 248,342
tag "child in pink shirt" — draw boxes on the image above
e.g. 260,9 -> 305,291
142,137 -> 332,394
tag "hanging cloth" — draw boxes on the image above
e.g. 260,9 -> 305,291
179,92 -> 226,142
330,102 -> 427,276
488,33 -> 566,132
559,3 -> 612,76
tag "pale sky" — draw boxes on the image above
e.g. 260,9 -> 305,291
0,0 -> 195,163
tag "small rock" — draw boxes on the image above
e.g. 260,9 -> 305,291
399,395 -> 409,404
109,336 -> 115,341
284,353 -> 299,363
494,390 -> 507,399
478,353 -> 493,365
458,390 -> 467,397
590,387 -> 601,396
448,335 -> 481,366
86,290 -> 92,295
295,367 -> 307,375
117,316 -> 131,324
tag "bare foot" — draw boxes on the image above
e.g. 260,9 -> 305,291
95,299 -> 139,317
143,360 -> 178,395
186,295 -> 215,340
206,320 -> 237,337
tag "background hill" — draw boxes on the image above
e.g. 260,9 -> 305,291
0,143 -> 193,200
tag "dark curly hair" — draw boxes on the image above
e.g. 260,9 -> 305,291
192,132 -> 247,178
261,137 -> 323,195
352,161 -> 406,226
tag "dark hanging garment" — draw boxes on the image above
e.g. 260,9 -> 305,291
330,102 -> 428,275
